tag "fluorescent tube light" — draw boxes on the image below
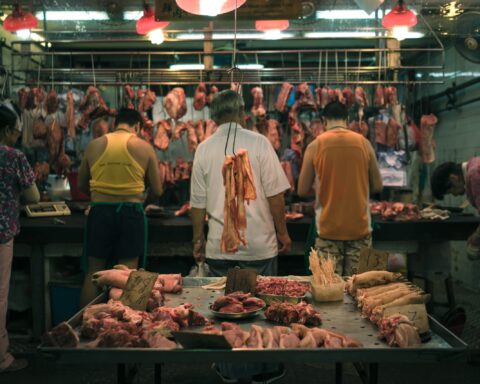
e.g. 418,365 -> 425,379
304,31 -> 376,38
35,11 -> 109,21
238,64 -> 264,69
170,64 -> 206,70
176,32 -> 294,40
123,11 -> 143,21
316,10 -> 383,19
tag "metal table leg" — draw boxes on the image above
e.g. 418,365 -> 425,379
31,245 -> 45,339
154,363 -> 162,384
335,363 -> 343,384
369,363 -> 378,384
117,364 -> 126,384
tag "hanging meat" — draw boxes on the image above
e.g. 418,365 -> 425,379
251,86 -> 266,117
274,82 -> 293,113
33,162 -> 50,182
221,150 -> 256,253
288,110 -> 304,158
309,119 -> 325,138
124,85 -> 135,109
327,88 -> 337,104
335,89 -> 345,104
186,121 -> 198,152
194,120 -> 205,143
193,83 -> 208,111
420,114 -> 438,164
18,87 -> 30,112
163,87 -> 187,121
92,117 -> 110,139
172,122 -> 187,140
45,89 -> 60,115
32,88 -> 48,139
386,118 -> 401,148
204,119 -> 217,139
66,90 -> 76,138
207,85 -> 218,105
374,119 -> 387,146
354,86 -> 368,108
45,90 -> 62,160
348,120 -> 369,137
294,83 -> 316,110
153,120 -> 171,150
266,119 -> 281,150
78,86 -> 115,130
384,86 -> 398,106
138,89 -> 156,140
342,87 -> 355,109
174,157 -> 191,181
374,85 -> 385,108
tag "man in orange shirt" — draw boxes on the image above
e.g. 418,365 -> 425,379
298,101 -> 383,276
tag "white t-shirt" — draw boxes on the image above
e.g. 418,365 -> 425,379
190,123 -> 290,260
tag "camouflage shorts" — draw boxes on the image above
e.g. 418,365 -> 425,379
315,235 -> 372,277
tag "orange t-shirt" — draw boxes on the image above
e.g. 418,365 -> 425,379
313,129 -> 371,240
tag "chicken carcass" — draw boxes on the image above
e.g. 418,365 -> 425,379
164,87 -> 187,120
251,86 -> 266,117
193,83 -> 207,111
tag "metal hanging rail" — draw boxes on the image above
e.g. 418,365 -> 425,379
10,47 -> 445,87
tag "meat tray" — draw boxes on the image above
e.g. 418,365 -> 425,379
39,277 -> 468,366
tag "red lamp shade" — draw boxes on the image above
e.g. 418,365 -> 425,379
136,5 -> 169,35
255,20 -> 289,32
3,5 -> 38,32
175,0 -> 247,16
382,1 -> 417,28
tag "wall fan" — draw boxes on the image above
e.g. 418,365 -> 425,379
454,11 -> 480,63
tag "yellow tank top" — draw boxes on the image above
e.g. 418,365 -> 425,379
313,129 -> 371,240
90,132 -> 145,196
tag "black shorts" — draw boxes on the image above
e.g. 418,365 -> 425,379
85,203 -> 146,267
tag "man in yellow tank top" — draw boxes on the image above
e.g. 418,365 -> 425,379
78,108 -> 163,306
298,102 -> 383,276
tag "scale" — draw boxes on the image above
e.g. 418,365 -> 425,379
25,201 -> 71,217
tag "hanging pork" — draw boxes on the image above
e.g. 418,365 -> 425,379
164,87 -> 187,120
193,83 -> 207,111
419,114 -> 438,164
251,86 -> 266,117
274,82 -> 293,113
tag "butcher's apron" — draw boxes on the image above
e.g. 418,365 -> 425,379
81,202 -> 148,272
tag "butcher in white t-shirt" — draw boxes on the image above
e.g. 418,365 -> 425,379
190,90 -> 291,276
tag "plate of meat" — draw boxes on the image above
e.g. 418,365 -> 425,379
209,292 -> 266,319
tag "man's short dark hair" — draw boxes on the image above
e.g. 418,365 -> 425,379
431,162 -> 463,200
115,108 -> 143,127
323,101 -> 348,121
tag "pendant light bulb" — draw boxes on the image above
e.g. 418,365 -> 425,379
391,26 -> 409,41
148,28 -> 165,45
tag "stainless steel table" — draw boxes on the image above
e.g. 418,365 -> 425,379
39,278 -> 468,384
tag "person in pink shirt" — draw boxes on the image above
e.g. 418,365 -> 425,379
431,158 -> 480,259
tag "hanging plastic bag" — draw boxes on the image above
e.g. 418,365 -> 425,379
187,261 -> 210,277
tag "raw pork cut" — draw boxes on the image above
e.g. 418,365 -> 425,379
274,82 -> 293,112
264,302 -> 321,326
163,87 -> 187,120
251,86 -> 266,117
153,120 -> 171,150
419,114 -> 437,164
379,314 -> 421,347
193,83 -> 207,111
295,83 -> 316,110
